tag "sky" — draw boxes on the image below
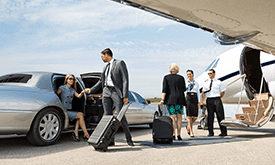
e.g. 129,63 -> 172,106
0,0 -> 237,98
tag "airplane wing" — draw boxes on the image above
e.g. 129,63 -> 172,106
111,0 -> 275,55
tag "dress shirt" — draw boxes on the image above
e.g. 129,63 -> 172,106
202,78 -> 226,98
186,80 -> 200,102
105,58 -> 114,87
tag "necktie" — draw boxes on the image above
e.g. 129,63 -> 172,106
105,63 -> 110,77
204,79 -> 213,93
105,63 -> 110,85
188,81 -> 195,91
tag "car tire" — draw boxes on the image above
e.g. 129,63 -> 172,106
149,112 -> 159,129
27,108 -> 63,146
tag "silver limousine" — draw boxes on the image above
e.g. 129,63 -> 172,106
0,72 -> 158,146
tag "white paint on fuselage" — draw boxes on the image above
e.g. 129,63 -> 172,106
196,45 -> 275,104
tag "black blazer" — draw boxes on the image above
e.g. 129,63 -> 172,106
162,74 -> 186,105
90,59 -> 129,99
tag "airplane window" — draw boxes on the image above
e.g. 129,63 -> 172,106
212,58 -> 220,68
205,59 -> 216,71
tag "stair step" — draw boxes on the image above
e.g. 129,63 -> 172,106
235,114 -> 253,125
247,113 -> 264,124
254,93 -> 269,100
248,100 -> 268,108
242,106 -> 264,115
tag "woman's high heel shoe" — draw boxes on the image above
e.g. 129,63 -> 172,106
83,135 -> 89,141
177,135 -> 182,140
71,132 -> 80,142
186,126 -> 190,135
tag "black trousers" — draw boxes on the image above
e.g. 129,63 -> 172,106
102,86 -> 132,142
206,97 -> 227,135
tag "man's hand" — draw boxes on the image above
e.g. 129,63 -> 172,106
123,98 -> 128,104
84,89 -> 91,94
202,100 -> 206,105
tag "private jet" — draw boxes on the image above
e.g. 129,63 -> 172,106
196,45 -> 275,128
111,0 -> 275,129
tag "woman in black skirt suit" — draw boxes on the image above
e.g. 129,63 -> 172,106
186,70 -> 200,137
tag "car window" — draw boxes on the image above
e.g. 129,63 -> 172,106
132,92 -> 146,104
128,92 -> 135,102
0,74 -> 32,83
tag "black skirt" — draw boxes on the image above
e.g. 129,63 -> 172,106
186,92 -> 198,117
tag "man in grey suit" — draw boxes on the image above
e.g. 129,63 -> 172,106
85,48 -> 134,146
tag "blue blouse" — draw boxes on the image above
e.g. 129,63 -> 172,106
59,84 -> 75,109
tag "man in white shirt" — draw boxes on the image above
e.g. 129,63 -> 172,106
202,69 -> 227,136
85,48 -> 134,146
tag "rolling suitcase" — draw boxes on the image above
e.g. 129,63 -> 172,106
152,105 -> 173,145
87,103 -> 131,151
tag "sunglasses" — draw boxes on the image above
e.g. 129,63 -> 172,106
208,72 -> 213,75
68,78 -> 75,80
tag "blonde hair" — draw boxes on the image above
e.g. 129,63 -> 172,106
169,63 -> 179,74
64,74 -> 77,91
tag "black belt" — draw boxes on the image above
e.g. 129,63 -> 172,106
187,92 -> 197,96
207,97 -> 220,99
106,86 -> 115,88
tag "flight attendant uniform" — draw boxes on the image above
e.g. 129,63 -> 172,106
186,80 -> 200,117
203,78 -> 227,136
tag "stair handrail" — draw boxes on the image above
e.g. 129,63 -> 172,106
227,74 -> 246,113
227,74 -> 246,86
254,75 -> 264,124
237,75 -> 246,114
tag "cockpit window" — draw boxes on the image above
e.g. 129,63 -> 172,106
0,74 -> 32,83
205,59 -> 216,71
212,58 -> 220,68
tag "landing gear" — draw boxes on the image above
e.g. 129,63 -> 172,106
197,105 -> 208,130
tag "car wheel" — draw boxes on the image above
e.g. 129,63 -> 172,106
27,108 -> 63,146
149,112 -> 159,128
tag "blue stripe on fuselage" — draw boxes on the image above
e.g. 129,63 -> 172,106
217,60 -> 275,82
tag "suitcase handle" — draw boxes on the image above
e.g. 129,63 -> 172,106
116,102 -> 132,121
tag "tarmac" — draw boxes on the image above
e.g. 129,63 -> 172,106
1,103 -> 275,165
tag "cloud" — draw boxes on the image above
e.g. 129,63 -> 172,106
0,0 -> 238,97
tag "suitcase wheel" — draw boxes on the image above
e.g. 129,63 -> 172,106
95,147 -> 107,152
169,139 -> 173,145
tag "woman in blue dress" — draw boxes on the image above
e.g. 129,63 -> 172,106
57,74 -> 90,141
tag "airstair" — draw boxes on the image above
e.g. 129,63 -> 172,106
221,75 -> 274,128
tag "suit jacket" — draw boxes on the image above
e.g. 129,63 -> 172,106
90,59 -> 129,99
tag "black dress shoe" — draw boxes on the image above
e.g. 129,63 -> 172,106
71,132 -> 80,142
219,133 -> 227,136
207,134 -> 214,137
108,141 -> 115,146
127,140 -> 135,146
